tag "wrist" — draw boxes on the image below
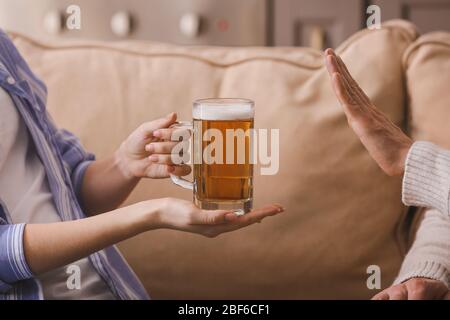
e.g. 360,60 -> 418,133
128,200 -> 163,233
114,144 -> 138,181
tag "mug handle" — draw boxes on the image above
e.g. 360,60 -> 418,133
170,121 -> 194,190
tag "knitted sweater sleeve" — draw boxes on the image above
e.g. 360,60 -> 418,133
395,141 -> 450,286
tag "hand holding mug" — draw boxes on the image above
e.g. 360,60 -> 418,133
115,112 -> 191,179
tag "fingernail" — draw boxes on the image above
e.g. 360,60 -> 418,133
149,155 -> 158,162
146,144 -> 154,152
273,204 -> 285,212
153,130 -> 161,138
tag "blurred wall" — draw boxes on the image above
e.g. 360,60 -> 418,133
0,0 -> 449,48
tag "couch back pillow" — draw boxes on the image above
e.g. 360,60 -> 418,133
11,20 -> 417,299
403,32 -> 450,148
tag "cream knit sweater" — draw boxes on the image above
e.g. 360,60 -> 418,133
395,141 -> 450,287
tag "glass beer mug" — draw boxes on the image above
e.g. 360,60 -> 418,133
170,98 -> 254,214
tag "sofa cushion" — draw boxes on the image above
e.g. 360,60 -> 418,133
10,20 -> 418,299
403,32 -> 450,148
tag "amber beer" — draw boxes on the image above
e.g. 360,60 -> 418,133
193,102 -> 254,212
170,98 -> 254,214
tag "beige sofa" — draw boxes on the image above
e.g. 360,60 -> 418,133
9,20 -> 450,299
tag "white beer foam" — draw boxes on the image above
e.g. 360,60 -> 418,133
193,103 -> 254,120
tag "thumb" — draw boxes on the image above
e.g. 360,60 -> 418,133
140,112 -> 177,137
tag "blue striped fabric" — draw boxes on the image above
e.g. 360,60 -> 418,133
0,30 -> 149,300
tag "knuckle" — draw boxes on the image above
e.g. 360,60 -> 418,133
409,279 -> 427,294
148,144 -> 158,153
390,284 -> 405,295
411,288 -> 427,298
390,288 -> 406,299
138,124 -> 148,137
156,128 -> 167,138
164,142 -> 175,151
159,142 -> 170,151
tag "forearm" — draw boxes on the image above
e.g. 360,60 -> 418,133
395,208 -> 450,287
19,197 -> 282,278
23,201 -> 156,275
403,141 -> 450,217
80,151 -> 140,215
